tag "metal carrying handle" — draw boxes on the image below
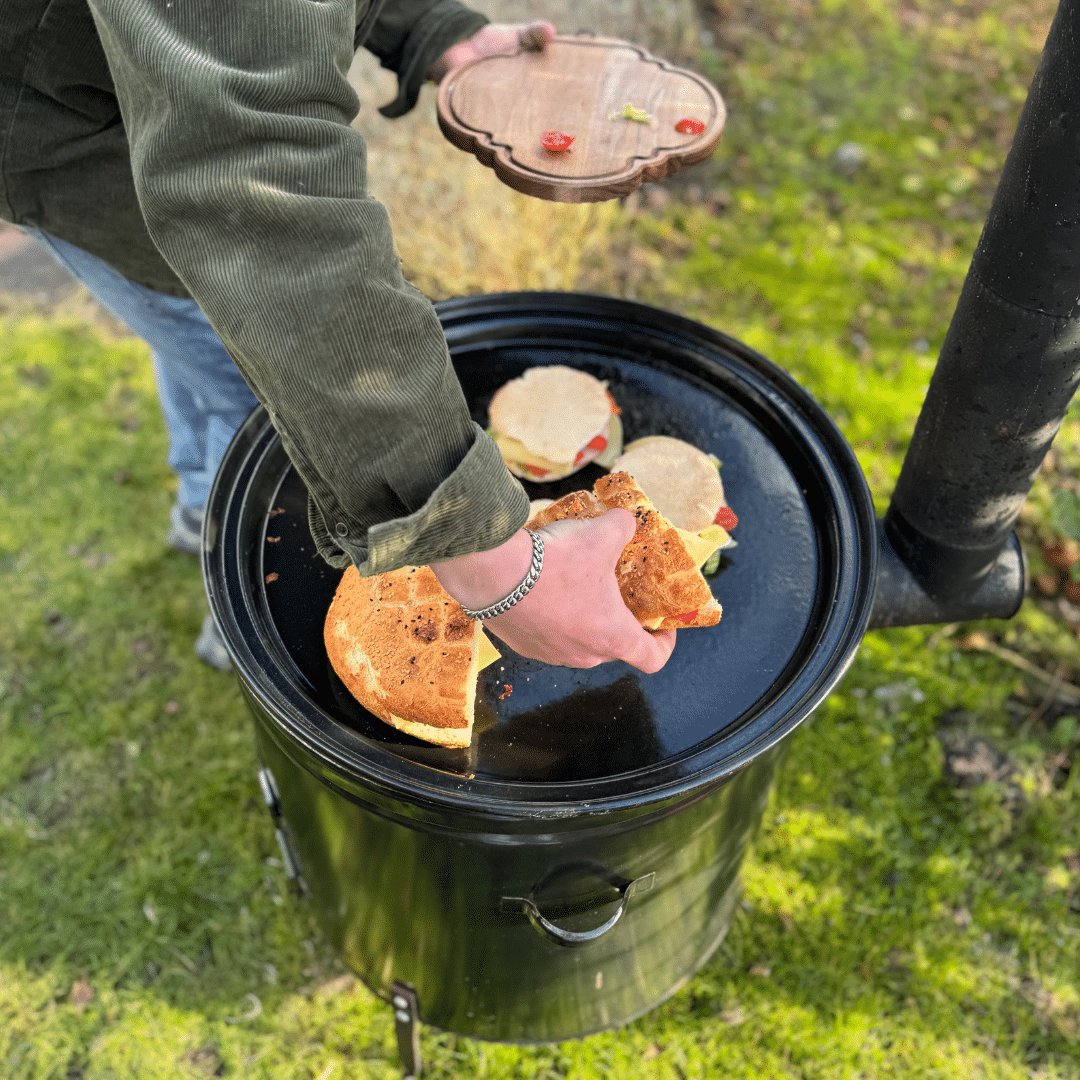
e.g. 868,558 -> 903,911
502,869 -> 655,948
256,767 -> 307,897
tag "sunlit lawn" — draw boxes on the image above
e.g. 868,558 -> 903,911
2,1 -> 1079,1076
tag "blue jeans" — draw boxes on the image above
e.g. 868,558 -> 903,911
28,230 -> 258,510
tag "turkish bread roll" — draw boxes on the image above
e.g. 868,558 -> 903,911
527,472 -> 724,631
324,565 -> 500,748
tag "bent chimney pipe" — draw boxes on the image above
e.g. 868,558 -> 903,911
870,0 -> 1080,627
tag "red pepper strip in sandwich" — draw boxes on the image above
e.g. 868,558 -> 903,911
675,610 -> 699,623
572,434 -> 609,466
714,506 -> 738,530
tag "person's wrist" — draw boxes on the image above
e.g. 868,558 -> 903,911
430,529 -> 535,611
427,53 -> 451,83
427,33 -> 478,82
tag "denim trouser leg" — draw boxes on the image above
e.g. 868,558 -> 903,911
27,230 -> 259,510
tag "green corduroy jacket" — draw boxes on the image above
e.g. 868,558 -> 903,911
0,0 -> 530,573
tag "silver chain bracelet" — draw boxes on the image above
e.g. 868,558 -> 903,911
459,530 -> 545,620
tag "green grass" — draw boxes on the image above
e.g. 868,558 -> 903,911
3,0 -> 1080,1075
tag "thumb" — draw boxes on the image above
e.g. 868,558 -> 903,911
596,507 -> 637,559
520,21 -> 556,49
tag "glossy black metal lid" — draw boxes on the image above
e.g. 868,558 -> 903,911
205,294 -> 876,814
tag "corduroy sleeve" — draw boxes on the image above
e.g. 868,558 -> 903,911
86,0 -> 528,575
360,0 -> 489,119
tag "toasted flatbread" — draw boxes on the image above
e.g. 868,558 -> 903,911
528,497 -> 555,519
488,366 -> 623,479
324,565 -> 500,748
610,436 -> 726,532
527,472 -> 723,631
489,365 -> 613,464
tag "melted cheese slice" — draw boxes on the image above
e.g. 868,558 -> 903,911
492,431 -> 574,473
477,630 -> 501,671
492,415 -> 622,477
675,523 -> 729,569
638,525 -> 728,631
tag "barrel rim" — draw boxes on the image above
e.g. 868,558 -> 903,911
204,292 -> 876,819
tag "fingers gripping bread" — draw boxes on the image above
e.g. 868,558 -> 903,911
325,475 -> 721,748
527,472 -> 722,630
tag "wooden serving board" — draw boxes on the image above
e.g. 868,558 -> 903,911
436,35 -> 726,203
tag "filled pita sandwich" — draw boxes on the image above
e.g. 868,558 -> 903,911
610,436 -> 737,574
324,565 -> 501,748
527,471 -> 728,630
487,365 -> 623,481
610,436 -> 738,532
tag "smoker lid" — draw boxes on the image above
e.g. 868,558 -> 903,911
205,293 -> 875,813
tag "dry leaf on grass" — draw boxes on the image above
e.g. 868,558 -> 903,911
69,976 -> 94,1010
959,631 -> 1080,703
315,973 -> 355,1001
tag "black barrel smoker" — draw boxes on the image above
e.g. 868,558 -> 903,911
204,0 -> 1080,1073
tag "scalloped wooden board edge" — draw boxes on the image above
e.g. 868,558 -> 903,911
436,35 -> 726,204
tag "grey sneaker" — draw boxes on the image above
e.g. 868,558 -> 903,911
194,613 -> 232,671
166,502 -> 203,556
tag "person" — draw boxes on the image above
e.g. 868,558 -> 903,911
1,0 -> 676,676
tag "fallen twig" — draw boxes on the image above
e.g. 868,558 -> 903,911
225,993 -> 262,1024
1024,664 -> 1067,732
926,622 -> 960,649
959,632 -> 1080,703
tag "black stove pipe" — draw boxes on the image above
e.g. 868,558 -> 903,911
871,0 -> 1080,626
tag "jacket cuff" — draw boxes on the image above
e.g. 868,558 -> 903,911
378,1 -> 488,118
309,423 -> 529,574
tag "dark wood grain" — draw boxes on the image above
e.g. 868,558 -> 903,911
436,35 -> 726,203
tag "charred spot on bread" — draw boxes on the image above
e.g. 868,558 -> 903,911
445,616 -> 473,641
412,620 -> 437,643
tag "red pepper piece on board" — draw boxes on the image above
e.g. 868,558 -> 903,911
675,117 -> 706,135
540,131 -> 575,152
714,506 -> 738,530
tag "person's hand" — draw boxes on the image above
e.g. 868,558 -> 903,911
428,21 -> 557,84
430,511 -> 676,673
